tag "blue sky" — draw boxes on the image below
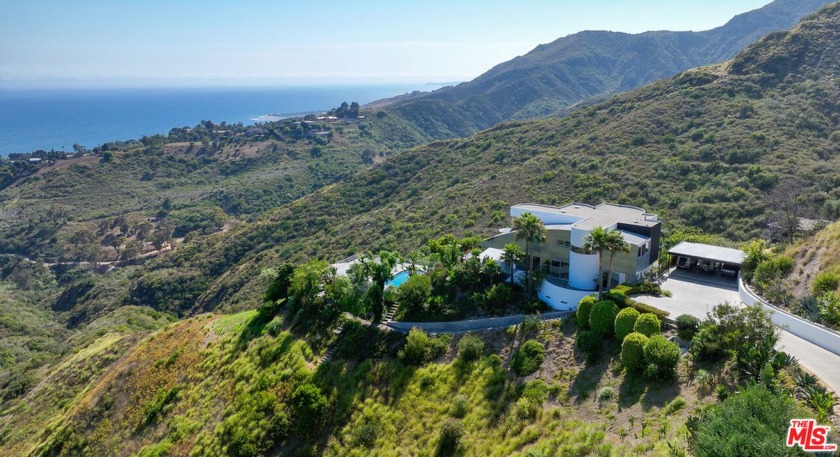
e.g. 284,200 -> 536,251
0,0 -> 771,88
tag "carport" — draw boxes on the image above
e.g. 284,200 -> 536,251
668,241 -> 746,278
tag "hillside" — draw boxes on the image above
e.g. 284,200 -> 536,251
2,310 -> 710,456
12,2 -> 840,326
375,0 -> 833,139
110,1 -> 840,317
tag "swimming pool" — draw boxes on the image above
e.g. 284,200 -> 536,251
385,270 -> 411,288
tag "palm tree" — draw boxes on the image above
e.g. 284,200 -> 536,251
513,213 -> 547,299
605,230 -> 630,291
583,226 -> 609,299
501,243 -> 525,284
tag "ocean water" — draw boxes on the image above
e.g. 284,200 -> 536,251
0,84 -> 444,155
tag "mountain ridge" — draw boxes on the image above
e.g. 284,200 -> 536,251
375,0 -> 834,139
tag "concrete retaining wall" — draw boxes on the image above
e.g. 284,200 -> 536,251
739,277 -> 840,356
386,311 -> 573,334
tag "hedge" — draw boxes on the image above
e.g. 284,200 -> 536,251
643,335 -> 681,380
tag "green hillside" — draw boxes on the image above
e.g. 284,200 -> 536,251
123,1 -> 840,317
375,0 -> 832,139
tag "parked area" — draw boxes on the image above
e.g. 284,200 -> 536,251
634,270 -> 840,394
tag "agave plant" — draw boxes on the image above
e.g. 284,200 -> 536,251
805,389 -> 837,423
796,295 -> 822,323
775,351 -> 799,371
794,371 -> 821,397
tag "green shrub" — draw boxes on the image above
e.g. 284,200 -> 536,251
512,339 -> 545,376
457,334 -> 484,362
449,394 -> 469,418
399,328 -> 446,365
643,335 -> 681,380
621,332 -> 648,371
625,299 -> 670,318
516,380 -> 549,420
813,272 -> 840,296
589,300 -> 619,337
291,383 -> 329,436
351,415 -> 382,448
675,314 -> 701,341
614,308 -> 640,341
436,419 -> 466,456
602,290 -> 627,306
484,354 -> 502,370
598,386 -> 614,401
397,274 -> 432,318
265,317 -> 283,337
576,329 -> 602,360
633,313 -> 661,337
520,313 -> 541,334
689,385 -> 806,457
576,295 -> 597,328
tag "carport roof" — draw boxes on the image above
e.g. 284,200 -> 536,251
668,241 -> 746,266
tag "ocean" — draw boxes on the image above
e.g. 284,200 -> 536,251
0,84 -> 445,155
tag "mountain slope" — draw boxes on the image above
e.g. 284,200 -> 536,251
163,1 -> 840,314
378,0 -> 833,139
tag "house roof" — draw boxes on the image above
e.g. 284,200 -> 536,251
617,230 -> 650,246
511,203 -> 659,230
668,241 -> 746,266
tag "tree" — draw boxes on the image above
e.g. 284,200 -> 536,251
768,178 -> 805,243
288,260 -> 331,320
397,274 -> 431,319
501,243 -> 524,284
513,213 -> 547,299
358,251 -> 400,322
604,230 -> 630,290
583,226 -> 610,299
291,384 -> 328,437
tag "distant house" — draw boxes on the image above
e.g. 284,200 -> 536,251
480,203 -> 661,310
28,158 -> 42,163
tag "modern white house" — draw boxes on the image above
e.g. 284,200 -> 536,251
479,203 -> 662,310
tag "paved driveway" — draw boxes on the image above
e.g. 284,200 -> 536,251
635,270 -> 840,394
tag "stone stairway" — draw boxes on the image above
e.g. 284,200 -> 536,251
316,323 -> 346,365
383,303 -> 399,322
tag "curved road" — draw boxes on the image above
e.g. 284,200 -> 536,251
635,272 -> 840,394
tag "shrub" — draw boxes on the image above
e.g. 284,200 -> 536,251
576,295 -> 597,328
399,328 -> 446,365
516,380 -> 548,420
512,340 -> 545,376
457,334 -> 484,362
589,300 -> 619,337
602,290 -> 627,306
621,332 -> 648,371
813,272 -> 840,296
614,308 -> 640,341
625,299 -> 670,319
397,274 -> 432,318
576,329 -> 602,360
436,419 -> 466,456
643,335 -> 681,380
449,394 -> 469,418
598,386 -> 614,401
690,325 -> 728,362
351,415 -> 382,448
484,354 -> 502,370
675,314 -> 701,341
291,383 -> 329,436
520,313 -> 541,334
633,313 -> 661,337
265,317 -> 283,337
689,385 -> 805,457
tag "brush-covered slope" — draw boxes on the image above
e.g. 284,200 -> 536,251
783,221 -> 840,297
7,311 -> 708,456
128,1 -> 840,315
378,0 -> 832,139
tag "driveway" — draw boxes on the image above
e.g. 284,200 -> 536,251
635,270 -> 840,394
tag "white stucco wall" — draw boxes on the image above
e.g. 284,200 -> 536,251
538,279 -> 595,311
569,226 -> 599,290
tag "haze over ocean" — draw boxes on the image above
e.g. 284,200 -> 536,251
0,84 -> 444,155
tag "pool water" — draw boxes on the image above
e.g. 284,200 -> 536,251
385,271 -> 411,288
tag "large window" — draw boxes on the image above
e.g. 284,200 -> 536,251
543,259 -> 569,279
